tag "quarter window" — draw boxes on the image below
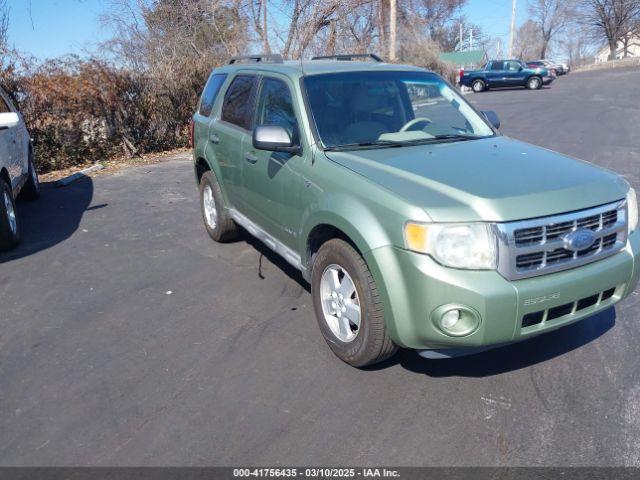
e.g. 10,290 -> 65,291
199,73 -> 227,117
255,78 -> 298,133
221,75 -> 258,130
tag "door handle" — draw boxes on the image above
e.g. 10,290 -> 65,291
245,152 -> 258,164
209,133 -> 220,144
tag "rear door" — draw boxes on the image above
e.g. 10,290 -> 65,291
209,74 -> 259,212
0,94 -> 19,188
194,72 -> 227,176
241,74 -> 305,248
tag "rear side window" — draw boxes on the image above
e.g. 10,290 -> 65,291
199,73 -> 227,117
221,75 -> 258,130
490,61 -> 504,70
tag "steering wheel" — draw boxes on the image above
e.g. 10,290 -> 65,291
399,117 -> 432,132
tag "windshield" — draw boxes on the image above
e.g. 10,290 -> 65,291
303,71 -> 494,150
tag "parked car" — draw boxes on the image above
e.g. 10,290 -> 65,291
460,59 -> 554,92
527,59 -> 568,76
0,87 -> 39,251
526,60 -> 556,76
192,53 -> 639,367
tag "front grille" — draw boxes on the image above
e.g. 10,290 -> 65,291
496,201 -> 628,280
521,287 -> 618,328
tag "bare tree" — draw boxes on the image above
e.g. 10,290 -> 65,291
528,0 -> 576,59
579,0 -> 640,60
514,19 -> 543,59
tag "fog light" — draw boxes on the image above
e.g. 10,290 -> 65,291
441,309 -> 460,329
432,305 -> 481,337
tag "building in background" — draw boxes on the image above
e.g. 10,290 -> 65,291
595,35 -> 640,62
439,50 -> 487,70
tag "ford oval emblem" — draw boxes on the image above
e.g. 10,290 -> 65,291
563,229 -> 596,252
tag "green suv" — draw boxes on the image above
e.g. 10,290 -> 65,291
192,53 -> 640,367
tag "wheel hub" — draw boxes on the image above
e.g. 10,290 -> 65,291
4,191 -> 16,235
320,264 -> 361,343
202,185 -> 217,229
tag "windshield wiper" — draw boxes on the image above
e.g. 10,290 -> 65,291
324,134 -> 485,151
324,140 -> 405,151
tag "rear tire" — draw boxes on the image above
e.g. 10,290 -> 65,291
526,76 -> 542,90
199,170 -> 237,242
0,178 -> 20,251
472,79 -> 486,93
311,239 -> 398,367
18,150 -> 40,201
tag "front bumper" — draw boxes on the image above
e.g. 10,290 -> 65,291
543,76 -> 554,85
364,230 -> 640,350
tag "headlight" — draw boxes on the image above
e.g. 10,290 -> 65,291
628,188 -> 638,234
404,222 -> 497,269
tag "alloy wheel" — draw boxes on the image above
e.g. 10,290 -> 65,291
320,264 -> 361,343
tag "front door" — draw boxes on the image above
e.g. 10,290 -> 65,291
504,61 -> 525,85
486,61 -> 506,87
241,75 -> 305,249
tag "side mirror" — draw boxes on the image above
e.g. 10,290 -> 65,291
518,66 -> 524,71
482,110 -> 501,130
253,125 -> 301,155
0,112 -> 19,130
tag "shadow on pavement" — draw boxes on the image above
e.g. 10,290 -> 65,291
0,175 -> 94,263
382,307 -> 616,377
239,228 -> 311,293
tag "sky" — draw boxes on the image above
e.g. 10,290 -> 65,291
5,0 -> 530,61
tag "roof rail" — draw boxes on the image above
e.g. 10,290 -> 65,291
311,53 -> 383,62
228,54 -> 284,65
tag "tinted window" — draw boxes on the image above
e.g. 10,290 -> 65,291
221,75 -> 258,130
255,78 -> 298,133
490,61 -> 504,70
199,73 -> 227,117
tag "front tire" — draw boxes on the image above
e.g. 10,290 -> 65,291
472,79 -> 486,93
199,170 -> 237,242
18,150 -> 40,201
311,239 -> 398,367
0,178 -> 20,251
526,76 -> 542,90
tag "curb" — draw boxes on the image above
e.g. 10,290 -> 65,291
56,164 -> 104,187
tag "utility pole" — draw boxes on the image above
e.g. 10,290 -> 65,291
459,22 -> 463,51
470,28 -> 473,50
389,0 -> 397,61
508,0 -> 516,58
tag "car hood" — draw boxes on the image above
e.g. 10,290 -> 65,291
325,136 -> 628,222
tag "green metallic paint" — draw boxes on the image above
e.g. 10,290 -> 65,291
193,59 -> 640,352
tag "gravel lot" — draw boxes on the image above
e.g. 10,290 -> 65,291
1,67 -> 639,466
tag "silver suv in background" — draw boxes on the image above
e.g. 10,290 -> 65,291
0,87 -> 39,251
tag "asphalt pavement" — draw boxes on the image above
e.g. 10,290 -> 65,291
1,67 -> 639,466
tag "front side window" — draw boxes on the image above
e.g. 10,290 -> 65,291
255,78 -> 298,135
506,61 -> 522,71
304,71 -> 494,149
221,75 -> 258,130
199,73 -> 227,117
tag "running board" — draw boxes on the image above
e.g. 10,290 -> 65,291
229,209 -> 306,275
